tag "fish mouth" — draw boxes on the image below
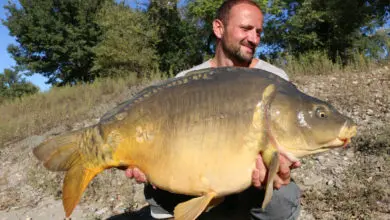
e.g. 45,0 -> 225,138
322,123 -> 357,149
321,137 -> 351,149
338,122 -> 357,146
340,138 -> 351,148
282,136 -> 352,159
340,121 -> 357,136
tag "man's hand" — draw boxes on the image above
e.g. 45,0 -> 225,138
125,167 -> 147,183
252,154 -> 301,189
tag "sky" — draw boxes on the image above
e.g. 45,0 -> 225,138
0,0 -> 51,91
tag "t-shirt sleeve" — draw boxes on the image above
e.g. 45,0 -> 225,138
175,60 -> 211,78
255,60 -> 290,81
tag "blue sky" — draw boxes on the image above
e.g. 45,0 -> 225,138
0,0 -> 51,91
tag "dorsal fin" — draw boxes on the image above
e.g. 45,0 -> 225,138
99,69 -> 217,125
99,67 -> 298,125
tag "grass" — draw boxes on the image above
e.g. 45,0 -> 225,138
274,50 -> 386,76
0,72 -> 165,148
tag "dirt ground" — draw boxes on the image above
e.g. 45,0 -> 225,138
0,65 -> 389,220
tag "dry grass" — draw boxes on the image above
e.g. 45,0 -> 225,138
0,72 -> 165,148
274,50 -> 385,76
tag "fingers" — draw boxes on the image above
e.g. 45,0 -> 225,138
290,160 -> 301,169
273,175 -> 290,189
124,167 -> 147,183
278,160 -> 291,182
125,168 -> 134,178
273,172 -> 291,189
252,168 -> 261,188
275,154 -> 293,188
274,176 -> 282,189
133,167 -> 147,183
252,155 -> 266,188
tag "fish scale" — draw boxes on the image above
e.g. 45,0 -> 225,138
33,67 -> 357,220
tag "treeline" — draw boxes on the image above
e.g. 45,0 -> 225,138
0,68 -> 39,103
1,0 -> 389,100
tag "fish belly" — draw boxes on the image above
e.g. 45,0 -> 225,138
144,146 -> 257,197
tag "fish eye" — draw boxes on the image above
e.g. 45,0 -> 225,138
315,107 -> 328,119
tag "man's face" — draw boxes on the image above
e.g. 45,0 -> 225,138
221,3 -> 263,63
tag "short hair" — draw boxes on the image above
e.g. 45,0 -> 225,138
216,0 -> 262,25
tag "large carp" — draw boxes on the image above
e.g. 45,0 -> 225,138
33,67 -> 357,220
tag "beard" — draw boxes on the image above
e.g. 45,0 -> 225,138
221,38 -> 255,64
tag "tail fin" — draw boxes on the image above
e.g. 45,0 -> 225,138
63,164 -> 103,217
33,127 -> 105,217
33,131 -> 82,171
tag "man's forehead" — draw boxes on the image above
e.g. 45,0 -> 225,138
228,3 -> 262,17
227,3 -> 263,24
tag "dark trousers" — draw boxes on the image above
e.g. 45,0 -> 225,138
144,181 -> 301,220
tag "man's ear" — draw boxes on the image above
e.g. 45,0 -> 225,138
212,19 -> 224,39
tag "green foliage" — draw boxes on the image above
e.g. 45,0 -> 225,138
352,28 -> 390,61
3,0 -> 111,86
147,0 -> 204,75
92,2 -> 159,79
0,68 -> 39,102
262,0 -> 390,63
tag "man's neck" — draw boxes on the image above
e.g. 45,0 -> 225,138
210,57 -> 259,68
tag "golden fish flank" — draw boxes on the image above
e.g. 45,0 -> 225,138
33,67 -> 357,220
135,125 -> 155,143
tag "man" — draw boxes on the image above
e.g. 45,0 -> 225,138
126,0 -> 301,219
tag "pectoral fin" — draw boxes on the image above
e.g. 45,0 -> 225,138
261,150 -> 280,210
174,192 -> 217,220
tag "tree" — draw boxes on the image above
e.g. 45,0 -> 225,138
91,2 -> 159,79
147,0 -> 204,75
3,0 -> 111,86
261,0 -> 390,62
0,68 -> 39,102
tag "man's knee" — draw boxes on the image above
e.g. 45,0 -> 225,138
249,181 -> 301,220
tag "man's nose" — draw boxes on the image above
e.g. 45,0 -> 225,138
248,30 -> 260,45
